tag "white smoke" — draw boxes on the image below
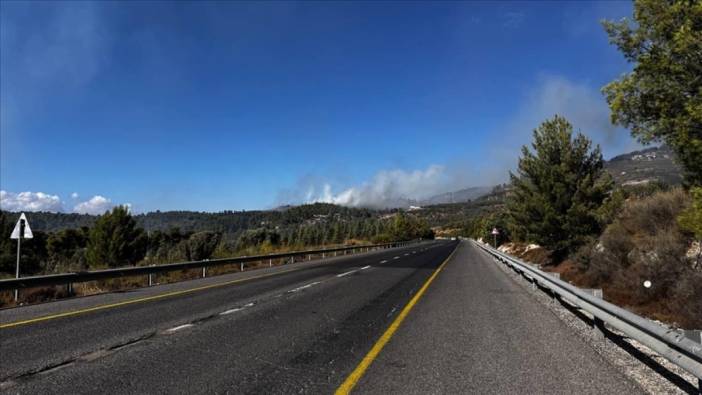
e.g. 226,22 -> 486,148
305,165 -> 449,208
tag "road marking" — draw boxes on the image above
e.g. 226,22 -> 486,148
288,281 -> 321,293
220,308 -> 243,315
393,256 -> 400,260
337,270 -> 358,278
166,324 -> 193,333
379,260 -> 388,264
0,267 -> 304,330
360,265 -> 370,270
335,245 -> 458,395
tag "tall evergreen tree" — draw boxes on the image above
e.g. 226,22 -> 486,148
602,0 -> 702,186
507,116 -> 613,258
86,206 -> 147,268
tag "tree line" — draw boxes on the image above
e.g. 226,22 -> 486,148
0,207 -> 433,278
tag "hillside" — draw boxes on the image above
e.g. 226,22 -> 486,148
1,203 -> 380,233
420,186 -> 493,205
605,145 -> 683,186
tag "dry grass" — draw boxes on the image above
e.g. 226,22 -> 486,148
563,188 -> 702,329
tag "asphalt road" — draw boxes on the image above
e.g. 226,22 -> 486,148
0,240 -> 640,394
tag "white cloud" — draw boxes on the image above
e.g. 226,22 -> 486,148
305,165 -> 450,208
0,190 -> 64,212
1,190 -> 130,214
72,195 -> 114,215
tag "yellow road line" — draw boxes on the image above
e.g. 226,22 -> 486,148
335,244 -> 458,395
1,267 -> 303,330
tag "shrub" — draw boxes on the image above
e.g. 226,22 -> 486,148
575,188 -> 701,327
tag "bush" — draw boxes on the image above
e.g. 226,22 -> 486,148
575,188 -> 701,327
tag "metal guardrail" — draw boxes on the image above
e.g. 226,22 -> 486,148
0,240 -> 420,292
473,239 -> 702,388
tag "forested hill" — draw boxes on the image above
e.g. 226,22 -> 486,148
1,203 -> 381,233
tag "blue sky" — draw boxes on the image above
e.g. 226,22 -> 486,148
1,1 -> 637,213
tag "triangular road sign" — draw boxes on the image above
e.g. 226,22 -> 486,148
10,213 -> 33,239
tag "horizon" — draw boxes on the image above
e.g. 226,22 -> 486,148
1,1 -> 641,214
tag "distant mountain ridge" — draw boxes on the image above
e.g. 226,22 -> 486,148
420,186 -> 494,206
420,146 -> 684,209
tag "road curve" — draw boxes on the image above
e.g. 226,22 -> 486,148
0,240 -> 640,394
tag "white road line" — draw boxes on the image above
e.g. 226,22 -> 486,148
393,256 -> 400,260
220,308 -> 243,316
289,281 -> 321,293
166,324 -> 194,333
360,265 -> 371,270
404,253 -> 409,256
337,270 -> 358,278
380,260 -> 388,264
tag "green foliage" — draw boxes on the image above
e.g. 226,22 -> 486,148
46,227 -> 89,272
388,213 -> 434,241
507,115 -> 614,257
86,206 -> 147,268
462,208 -> 511,246
602,0 -> 702,186
179,231 -> 221,261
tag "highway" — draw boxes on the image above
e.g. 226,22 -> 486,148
0,240 -> 641,394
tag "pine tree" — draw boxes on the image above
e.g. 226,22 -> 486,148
86,206 -> 147,268
507,115 -> 614,258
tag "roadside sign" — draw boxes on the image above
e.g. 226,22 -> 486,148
491,228 -> 499,235
10,213 -> 33,239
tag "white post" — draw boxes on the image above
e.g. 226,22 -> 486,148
14,233 -> 21,302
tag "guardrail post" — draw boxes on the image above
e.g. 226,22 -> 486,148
66,282 -> 73,296
269,258 -> 272,267
308,254 -> 311,261
582,288 -> 606,340
240,262 -> 244,272
685,329 -> 701,394
202,266 -> 207,278
546,272 -> 560,302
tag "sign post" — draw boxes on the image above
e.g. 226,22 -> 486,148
10,213 -> 33,302
491,227 -> 499,249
